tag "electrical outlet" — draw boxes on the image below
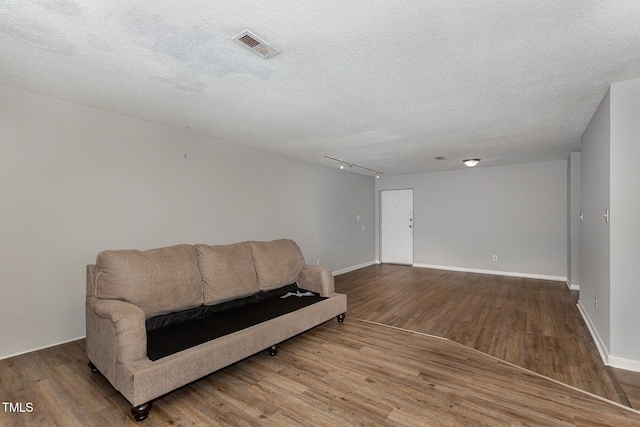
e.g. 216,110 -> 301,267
492,255 -> 498,262
316,258 -> 320,265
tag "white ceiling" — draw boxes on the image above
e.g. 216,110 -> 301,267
2,1 -> 640,175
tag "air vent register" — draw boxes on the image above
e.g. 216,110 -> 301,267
232,30 -> 280,59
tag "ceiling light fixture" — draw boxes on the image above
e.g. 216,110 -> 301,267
462,158 -> 481,167
324,156 -> 383,178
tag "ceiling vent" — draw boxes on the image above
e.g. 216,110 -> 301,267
232,30 -> 280,59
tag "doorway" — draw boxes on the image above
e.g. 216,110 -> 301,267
380,189 -> 414,265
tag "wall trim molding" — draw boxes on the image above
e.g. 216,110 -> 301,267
566,279 -> 580,291
332,261 -> 377,276
412,263 -> 567,282
608,355 -> 640,373
575,301 -> 640,372
576,300 -> 610,366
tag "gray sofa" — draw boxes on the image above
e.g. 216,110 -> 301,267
85,239 -> 347,420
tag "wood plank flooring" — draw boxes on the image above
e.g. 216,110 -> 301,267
334,264 -> 626,405
2,263 -> 640,425
614,368 -> 640,410
2,320 -> 640,426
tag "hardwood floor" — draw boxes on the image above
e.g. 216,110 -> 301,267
334,264 -> 628,405
2,320 -> 640,426
613,368 -> 640,410
2,263 -> 640,425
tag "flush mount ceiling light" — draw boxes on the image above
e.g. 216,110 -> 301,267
232,30 -> 280,59
462,158 -> 481,167
324,156 -> 383,178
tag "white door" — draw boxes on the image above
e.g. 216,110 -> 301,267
380,189 -> 414,264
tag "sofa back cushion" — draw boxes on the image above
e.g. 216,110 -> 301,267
249,239 -> 305,291
195,242 -> 259,305
95,244 -> 203,317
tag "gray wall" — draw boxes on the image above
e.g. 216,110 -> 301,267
609,78 -> 640,366
0,84 -> 375,359
375,161 -> 568,279
580,78 -> 640,370
579,88 -> 611,352
567,152 -> 581,290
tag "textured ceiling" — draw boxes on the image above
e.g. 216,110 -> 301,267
2,1 -> 640,175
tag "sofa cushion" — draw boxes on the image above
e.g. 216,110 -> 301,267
195,242 -> 259,305
249,239 -> 305,291
95,244 -> 203,318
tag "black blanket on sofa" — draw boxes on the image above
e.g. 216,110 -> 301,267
146,284 -> 326,361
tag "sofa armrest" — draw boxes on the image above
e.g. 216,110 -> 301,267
87,297 -> 147,366
297,265 -> 335,297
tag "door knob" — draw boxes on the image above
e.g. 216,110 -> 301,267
409,225 -> 412,228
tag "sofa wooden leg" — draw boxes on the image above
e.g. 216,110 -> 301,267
131,402 -> 152,421
88,361 -> 98,373
337,313 -> 346,323
268,344 -> 280,356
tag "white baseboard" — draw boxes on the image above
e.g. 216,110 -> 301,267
576,302 -> 640,372
566,279 -> 580,291
576,300 -> 610,366
332,261 -> 377,276
608,356 -> 640,373
412,263 -> 567,282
